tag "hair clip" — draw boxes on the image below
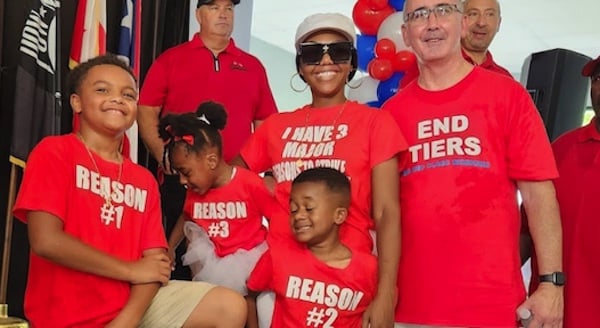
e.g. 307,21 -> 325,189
197,114 -> 211,125
164,134 -> 194,146
175,135 -> 195,146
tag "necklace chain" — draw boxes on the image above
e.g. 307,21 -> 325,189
297,101 -> 348,168
77,133 -> 123,208
304,101 -> 347,127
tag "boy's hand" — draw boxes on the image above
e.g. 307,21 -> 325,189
167,247 -> 176,270
167,247 -> 175,264
127,253 -> 171,285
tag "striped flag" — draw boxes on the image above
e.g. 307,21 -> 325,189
117,0 -> 141,163
118,0 -> 141,76
69,0 -> 106,69
69,0 -> 137,161
10,0 -> 61,167
69,0 -> 106,135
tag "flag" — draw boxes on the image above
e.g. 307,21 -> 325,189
118,0 -> 141,77
69,0 -> 105,136
117,0 -> 141,163
9,0 -> 61,168
69,0 -> 106,69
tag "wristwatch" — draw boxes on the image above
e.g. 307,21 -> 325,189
539,272 -> 565,286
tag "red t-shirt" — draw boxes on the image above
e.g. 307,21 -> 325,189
240,101 -> 407,252
139,35 -> 277,162
382,67 -> 558,327
13,134 -> 166,327
182,167 -> 273,257
546,120 -> 600,327
247,240 -> 377,327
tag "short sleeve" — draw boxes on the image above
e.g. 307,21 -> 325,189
368,110 -> 408,168
139,177 -> 168,251
254,63 -> 278,120
505,85 -> 558,180
239,117 -> 275,173
13,138 -> 70,223
246,171 -> 279,222
139,55 -> 168,107
247,250 -> 273,292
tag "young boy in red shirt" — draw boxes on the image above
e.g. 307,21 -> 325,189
13,54 -> 246,327
247,167 -> 377,327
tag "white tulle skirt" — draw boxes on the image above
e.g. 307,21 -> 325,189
182,221 -> 267,295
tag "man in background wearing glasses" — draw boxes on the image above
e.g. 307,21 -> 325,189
382,0 -> 564,327
461,0 -> 512,78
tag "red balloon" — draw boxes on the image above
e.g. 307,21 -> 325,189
375,38 -> 396,60
367,0 -> 389,10
400,61 -> 420,87
392,50 -> 417,72
352,1 -> 396,35
368,58 -> 394,81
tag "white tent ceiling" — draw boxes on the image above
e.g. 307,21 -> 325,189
252,0 -> 600,76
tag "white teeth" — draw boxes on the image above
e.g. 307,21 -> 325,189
317,71 -> 336,77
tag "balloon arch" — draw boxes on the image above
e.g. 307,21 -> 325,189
347,0 -> 418,107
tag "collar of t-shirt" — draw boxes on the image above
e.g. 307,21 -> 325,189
577,117 -> 600,142
462,49 -> 506,72
191,33 -> 243,57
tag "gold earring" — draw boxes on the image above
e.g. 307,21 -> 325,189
346,75 -> 363,89
290,72 -> 308,93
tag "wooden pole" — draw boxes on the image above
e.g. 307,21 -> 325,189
0,164 -> 19,304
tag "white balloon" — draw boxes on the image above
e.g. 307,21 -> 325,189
377,12 -> 408,52
347,75 -> 380,104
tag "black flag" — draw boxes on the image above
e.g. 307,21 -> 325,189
9,0 -> 61,168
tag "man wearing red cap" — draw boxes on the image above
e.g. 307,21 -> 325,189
539,55 -> 600,327
137,0 -> 277,279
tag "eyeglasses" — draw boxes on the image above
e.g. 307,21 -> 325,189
298,41 -> 354,65
404,3 -> 462,24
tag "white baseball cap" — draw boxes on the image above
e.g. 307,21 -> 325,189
294,13 -> 357,50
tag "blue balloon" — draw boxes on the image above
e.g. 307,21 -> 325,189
377,72 -> 405,102
367,100 -> 382,109
389,0 -> 405,11
356,34 -> 377,72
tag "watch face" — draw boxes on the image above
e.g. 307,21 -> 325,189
553,272 -> 566,285
541,272 -> 565,286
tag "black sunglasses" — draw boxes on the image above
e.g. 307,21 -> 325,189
298,41 -> 354,65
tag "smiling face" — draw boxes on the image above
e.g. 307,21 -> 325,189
289,181 -> 347,246
70,64 -> 137,134
298,30 -> 353,101
461,0 -> 501,54
170,143 -> 219,195
196,0 -> 235,38
401,0 -> 466,64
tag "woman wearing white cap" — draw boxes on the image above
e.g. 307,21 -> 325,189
234,12 -> 407,328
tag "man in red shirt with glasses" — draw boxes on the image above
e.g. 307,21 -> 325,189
383,0 -> 563,327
